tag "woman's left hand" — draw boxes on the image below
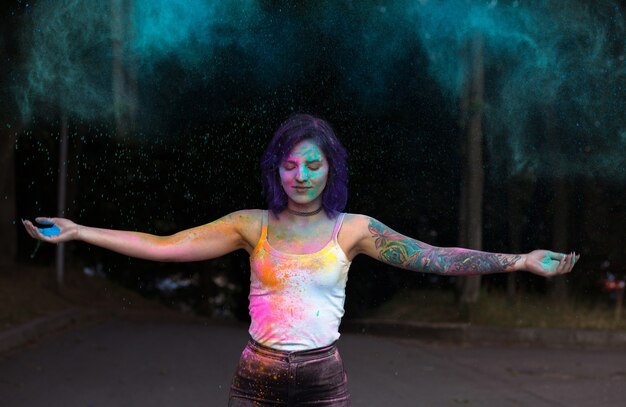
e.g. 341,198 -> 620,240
524,250 -> 579,277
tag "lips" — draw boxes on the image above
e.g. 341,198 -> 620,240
293,186 -> 311,192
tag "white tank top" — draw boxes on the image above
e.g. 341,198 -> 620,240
248,210 -> 351,351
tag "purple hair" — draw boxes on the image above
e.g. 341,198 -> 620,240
261,114 -> 348,218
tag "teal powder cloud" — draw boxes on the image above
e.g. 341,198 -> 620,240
16,0 -> 625,180
17,0 -> 114,119
131,0 -> 265,70
267,0 -> 625,180
17,0 -> 284,120
405,0 -> 625,179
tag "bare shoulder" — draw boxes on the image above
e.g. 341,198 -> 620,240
339,213 -> 373,260
343,212 -> 368,225
343,213 -> 401,233
229,209 -> 263,224
342,213 -> 370,231
230,209 -> 263,254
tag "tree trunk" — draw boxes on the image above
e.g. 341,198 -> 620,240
110,0 -> 137,137
457,33 -> 485,308
550,177 -> 569,301
506,177 -> 521,302
545,109 -> 569,301
55,114 -> 69,289
506,170 -> 535,302
0,124 -> 18,268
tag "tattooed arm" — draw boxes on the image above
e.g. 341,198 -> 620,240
352,215 -> 578,277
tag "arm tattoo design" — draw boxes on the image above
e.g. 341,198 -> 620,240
368,219 -> 521,275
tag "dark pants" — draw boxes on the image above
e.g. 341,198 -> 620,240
228,339 -> 350,406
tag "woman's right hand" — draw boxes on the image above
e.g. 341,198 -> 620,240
22,217 -> 80,244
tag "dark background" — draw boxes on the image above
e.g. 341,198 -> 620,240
1,0 -> 625,320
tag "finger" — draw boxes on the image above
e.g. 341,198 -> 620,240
26,220 -> 52,241
31,223 -> 48,240
23,221 -> 37,239
563,253 -> 573,272
564,252 -> 573,273
560,252 -> 574,274
24,220 -> 39,239
561,252 -> 571,274
554,253 -> 567,275
35,217 -> 55,225
553,253 -> 567,274
568,252 -> 579,272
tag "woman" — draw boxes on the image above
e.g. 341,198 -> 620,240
23,114 -> 578,406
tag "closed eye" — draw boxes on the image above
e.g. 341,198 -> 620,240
282,162 -> 322,170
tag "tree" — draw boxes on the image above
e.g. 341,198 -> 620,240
0,6 -> 20,269
0,122 -> 18,268
456,32 -> 485,311
506,169 -> 536,302
111,0 -> 137,137
548,108 -> 570,300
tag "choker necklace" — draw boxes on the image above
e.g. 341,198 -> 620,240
287,206 -> 323,217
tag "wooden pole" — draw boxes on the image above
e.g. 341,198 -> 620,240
55,113 -> 68,289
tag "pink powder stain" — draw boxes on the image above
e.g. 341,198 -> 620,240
249,229 -> 350,346
251,251 -> 313,343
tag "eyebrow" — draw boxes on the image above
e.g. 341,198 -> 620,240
284,159 -> 322,164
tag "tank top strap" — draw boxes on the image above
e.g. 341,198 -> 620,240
251,210 -> 269,254
260,210 -> 268,241
257,210 -> 343,251
331,212 -> 345,243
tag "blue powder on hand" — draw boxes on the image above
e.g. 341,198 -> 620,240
39,225 -> 61,236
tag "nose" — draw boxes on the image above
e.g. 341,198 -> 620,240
295,165 -> 309,181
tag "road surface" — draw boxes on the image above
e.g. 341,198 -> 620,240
1,319 -> 625,406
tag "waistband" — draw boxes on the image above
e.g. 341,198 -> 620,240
246,338 -> 338,363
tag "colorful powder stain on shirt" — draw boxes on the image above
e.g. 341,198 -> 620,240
248,211 -> 351,351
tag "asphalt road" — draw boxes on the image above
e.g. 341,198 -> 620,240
1,319 -> 625,406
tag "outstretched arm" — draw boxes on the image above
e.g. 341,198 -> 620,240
353,215 -> 577,277
22,210 -> 254,262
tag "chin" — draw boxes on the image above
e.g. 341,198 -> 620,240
290,197 -> 315,205
287,194 -> 319,204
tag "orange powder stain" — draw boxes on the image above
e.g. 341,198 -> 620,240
253,250 -> 294,290
257,260 -> 285,289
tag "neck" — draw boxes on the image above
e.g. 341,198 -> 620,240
287,206 -> 323,217
284,200 -> 324,221
287,198 -> 322,213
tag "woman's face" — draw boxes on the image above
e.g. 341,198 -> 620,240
279,139 -> 329,208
